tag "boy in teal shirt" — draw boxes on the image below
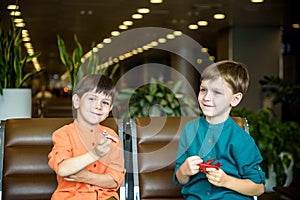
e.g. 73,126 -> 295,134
174,60 -> 265,199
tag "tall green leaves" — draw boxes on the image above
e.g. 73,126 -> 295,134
57,34 -> 82,89
0,17 -> 42,95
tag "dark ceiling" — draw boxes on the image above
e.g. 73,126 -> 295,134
0,0 -> 299,76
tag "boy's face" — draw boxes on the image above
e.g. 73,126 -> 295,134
73,90 -> 113,128
198,76 -> 241,124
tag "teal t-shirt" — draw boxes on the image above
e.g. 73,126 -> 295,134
173,116 -> 265,200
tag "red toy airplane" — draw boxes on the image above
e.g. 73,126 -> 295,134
198,158 -> 221,174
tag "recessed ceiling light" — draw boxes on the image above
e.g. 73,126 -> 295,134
132,13 -> 143,19
7,5 -> 19,10
201,48 -> 209,53
97,43 -> 104,49
103,38 -> 112,44
15,22 -> 25,27
166,34 -> 175,39
188,24 -> 198,30
119,25 -> 128,30
150,0 -> 163,3
158,38 -> 167,43
13,18 -> 24,23
10,11 -> 21,16
251,0 -> 264,3
213,13 -> 225,20
137,8 -> 150,14
173,31 -> 182,36
197,20 -> 208,26
292,23 -> 300,28
123,21 -> 133,26
111,31 -> 120,36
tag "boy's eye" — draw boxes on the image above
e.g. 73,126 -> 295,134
214,90 -> 223,95
102,101 -> 111,106
89,97 -> 96,101
200,88 -> 207,93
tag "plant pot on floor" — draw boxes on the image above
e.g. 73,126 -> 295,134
0,88 -> 32,120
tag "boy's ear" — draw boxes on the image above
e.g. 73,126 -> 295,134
231,92 -> 243,107
72,94 -> 80,109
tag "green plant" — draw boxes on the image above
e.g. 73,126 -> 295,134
57,34 -> 83,89
0,17 -> 42,95
113,78 -> 201,120
57,35 -> 119,89
259,75 -> 300,105
231,107 -> 300,186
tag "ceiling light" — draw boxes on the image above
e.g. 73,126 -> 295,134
173,31 -> 183,36
7,5 -> 19,10
166,34 -> 175,39
92,47 -> 99,53
15,22 -> 25,27
111,31 -> 120,36
97,43 -> 104,48
150,0 -> 163,3
132,13 -> 143,19
123,21 -> 133,26
103,38 -> 112,44
158,38 -> 167,43
188,24 -> 198,30
22,37 -> 31,42
151,41 -> 159,46
197,20 -> 208,26
119,24 -> 128,30
137,8 -> 150,14
292,23 -> 300,28
213,13 -> 225,20
250,0 -> 264,3
137,48 -> 144,53
197,59 -> 203,64
13,18 -> 24,23
10,11 -> 21,16
201,48 -> 208,53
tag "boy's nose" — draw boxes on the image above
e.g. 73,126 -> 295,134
95,101 -> 102,109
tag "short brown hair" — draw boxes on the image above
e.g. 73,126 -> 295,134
201,60 -> 249,95
74,74 -> 115,99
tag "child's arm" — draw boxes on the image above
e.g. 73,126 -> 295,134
65,169 -> 117,188
176,156 -> 202,185
206,168 -> 264,196
57,137 -> 111,177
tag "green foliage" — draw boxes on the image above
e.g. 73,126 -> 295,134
114,78 -> 201,120
260,75 -> 300,105
231,107 -> 300,185
57,34 -> 83,89
0,17 -> 42,95
57,35 -> 119,89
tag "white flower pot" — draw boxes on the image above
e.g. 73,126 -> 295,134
0,88 -> 32,120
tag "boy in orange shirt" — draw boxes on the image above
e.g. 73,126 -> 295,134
48,74 -> 125,200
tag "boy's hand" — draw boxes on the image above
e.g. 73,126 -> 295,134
206,167 -> 228,187
181,156 -> 203,176
91,136 -> 111,158
65,169 -> 91,182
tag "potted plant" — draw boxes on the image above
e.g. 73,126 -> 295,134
0,16 -> 42,119
113,77 -> 201,120
57,34 -> 119,90
231,107 -> 300,191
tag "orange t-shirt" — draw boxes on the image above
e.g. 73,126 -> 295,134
48,120 -> 125,200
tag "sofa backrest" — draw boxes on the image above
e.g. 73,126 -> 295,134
2,117 -> 118,200
131,116 -> 248,200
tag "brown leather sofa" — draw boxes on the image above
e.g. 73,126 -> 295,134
2,117 -> 118,200
130,116 -> 248,200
